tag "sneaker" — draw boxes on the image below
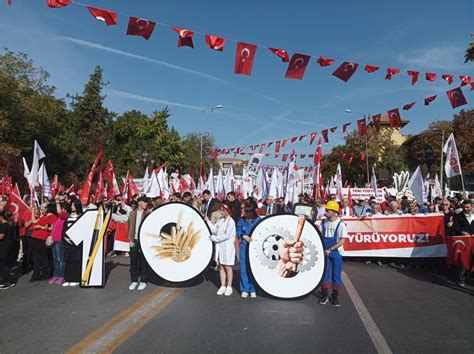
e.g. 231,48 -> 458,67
129,282 -> 138,290
48,277 -> 58,284
250,292 -> 257,298
319,295 -> 329,305
216,286 -> 226,295
69,282 -> 80,287
124,252 -> 130,258
137,282 -> 147,291
0,282 -> 16,290
224,286 -> 233,296
330,294 -> 341,307
458,281 -> 465,287
62,282 -> 71,287
55,277 -> 65,284
241,292 -> 249,298
376,261 -> 383,266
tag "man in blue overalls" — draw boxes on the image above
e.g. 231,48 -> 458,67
319,200 -> 348,307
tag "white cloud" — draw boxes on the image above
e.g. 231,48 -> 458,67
397,46 -> 467,71
107,89 -> 206,111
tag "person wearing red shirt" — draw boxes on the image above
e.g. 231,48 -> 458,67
30,203 -> 57,281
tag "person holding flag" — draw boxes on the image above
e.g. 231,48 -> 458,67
319,200 -> 349,307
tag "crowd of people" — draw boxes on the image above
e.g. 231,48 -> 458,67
0,188 -> 473,305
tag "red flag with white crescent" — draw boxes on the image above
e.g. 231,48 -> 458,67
321,129 -> 329,143
424,95 -> 437,106
87,6 -> 117,26
446,87 -> 468,109
234,42 -> 257,75
385,68 -> 400,80
446,236 -> 473,271
172,26 -> 194,48
342,122 -> 351,133
357,118 -> 367,136
206,34 -> 226,51
364,64 -> 379,73
5,192 -> 29,222
126,17 -> 156,40
316,56 -> 335,67
269,48 -> 289,62
285,53 -> 311,80
403,102 -> 416,111
372,114 -> 381,131
309,132 -> 317,145
387,109 -> 402,128
460,75 -> 471,86
332,62 -> 359,82
407,70 -> 419,85
442,74 -> 453,84
425,72 -> 437,82
47,0 -> 71,8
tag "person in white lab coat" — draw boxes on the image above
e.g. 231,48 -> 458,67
207,203 -> 236,297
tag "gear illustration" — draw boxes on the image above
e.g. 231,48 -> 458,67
298,239 -> 318,273
256,226 -> 290,269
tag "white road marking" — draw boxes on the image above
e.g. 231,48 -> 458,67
342,271 -> 393,354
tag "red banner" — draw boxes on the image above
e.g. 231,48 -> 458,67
320,215 -> 447,257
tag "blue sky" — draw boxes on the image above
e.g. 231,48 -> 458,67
1,0 -> 473,161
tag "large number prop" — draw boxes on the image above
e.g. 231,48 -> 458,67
66,207 -> 112,287
249,214 -> 326,298
139,202 -> 213,282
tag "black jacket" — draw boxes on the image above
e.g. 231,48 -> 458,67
454,213 -> 474,235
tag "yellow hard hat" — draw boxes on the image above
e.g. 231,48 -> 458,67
325,200 -> 340,213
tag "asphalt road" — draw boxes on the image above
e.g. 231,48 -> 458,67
0,256 -> 472,353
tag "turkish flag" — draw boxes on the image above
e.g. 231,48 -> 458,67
426,72 -> 437,81
372,114 -> 382,131
316,56 -> 335,67
332,62 -> 359,82
281,139 -> 288,148
330,127 -> 337,133
94,172 -> 105,203
360,152 -> 366,161
172,27 -> 194,48
446,87 -> 468,109
103,160 -> 115,184
387,109 -> 401,128
403,102 -> 416,111
275,140 -> 281,153
321,129 -> 329,143
364,64 -> 380,73
299,134 -> 306,141
269,48 -> 289,62
357,118 -> 367,136
126,17 -> 156,40
285,53 -> 311,80
5,192 -> 29,222
206,35 -> 226,51
407,70 -> 419,85
424,95 -> 437,106
470,83 -> 474,91
300,154 -> 306,158
47,0 -> 71,8
282,154 -> 288,162
290,137 -> 298,143
385,68 -> 400,80
342,122 -> 351,133
348,153 -> 355,164
442,74 -> 453,84
460,75 -> 471,86
259,143 -> 266,153
235,42 -> 257,75
87,6 -> 118,26
267,141 -> 273,148
309,132 -> 317,145
8,0 -> 12,4
446,236 -> 473,271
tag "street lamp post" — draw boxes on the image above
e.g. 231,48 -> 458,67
135,152 -> 155,172
200,104 -> 223,162
345,109 -> 370,186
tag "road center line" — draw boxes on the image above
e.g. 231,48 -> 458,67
67,287 -> 180,354
342,271 -> 393,354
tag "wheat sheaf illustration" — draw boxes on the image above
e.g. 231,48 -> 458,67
147,211 -> 201,263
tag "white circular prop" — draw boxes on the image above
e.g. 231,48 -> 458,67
139,202 -> 212,282
249,214 -> 326,299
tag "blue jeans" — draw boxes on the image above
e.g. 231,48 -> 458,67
52,242 -> 65,278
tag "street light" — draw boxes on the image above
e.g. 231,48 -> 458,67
135,151 -> 155,172
200,105 -> 223,160
345,109 -> 370,186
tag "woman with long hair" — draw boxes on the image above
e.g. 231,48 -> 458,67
236,200 -> 260,298
62,198 -> 83,287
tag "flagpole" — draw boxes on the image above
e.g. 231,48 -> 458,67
439,129 -> 444,198
365,114 -> 370,186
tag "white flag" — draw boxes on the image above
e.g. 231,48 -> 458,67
216,169 -> 225,199
38,162 -> 52,199
30,140 -> 46,188
246,153 -> 263,179
434,174 -> 442,199
146,171 -> 161,198
223,165 -> 235,195
242,168 -> 253,199
254,167 -> 268,202
269,167 -> 281,199
443,133 -> 462,178
408,166 -> 424,205
335,164 -> 343,200
370,166 -> 377,197
23,157 -> 32,187
206,168 -> 215,198
142,167 -> 149,194
157,168 -> 170,200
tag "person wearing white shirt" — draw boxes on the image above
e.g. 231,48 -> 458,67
207,203 -> 236,297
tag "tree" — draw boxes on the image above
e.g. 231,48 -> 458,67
465,34 -> 474,63
65,66 -> 114,181
180,132 -> 217,177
